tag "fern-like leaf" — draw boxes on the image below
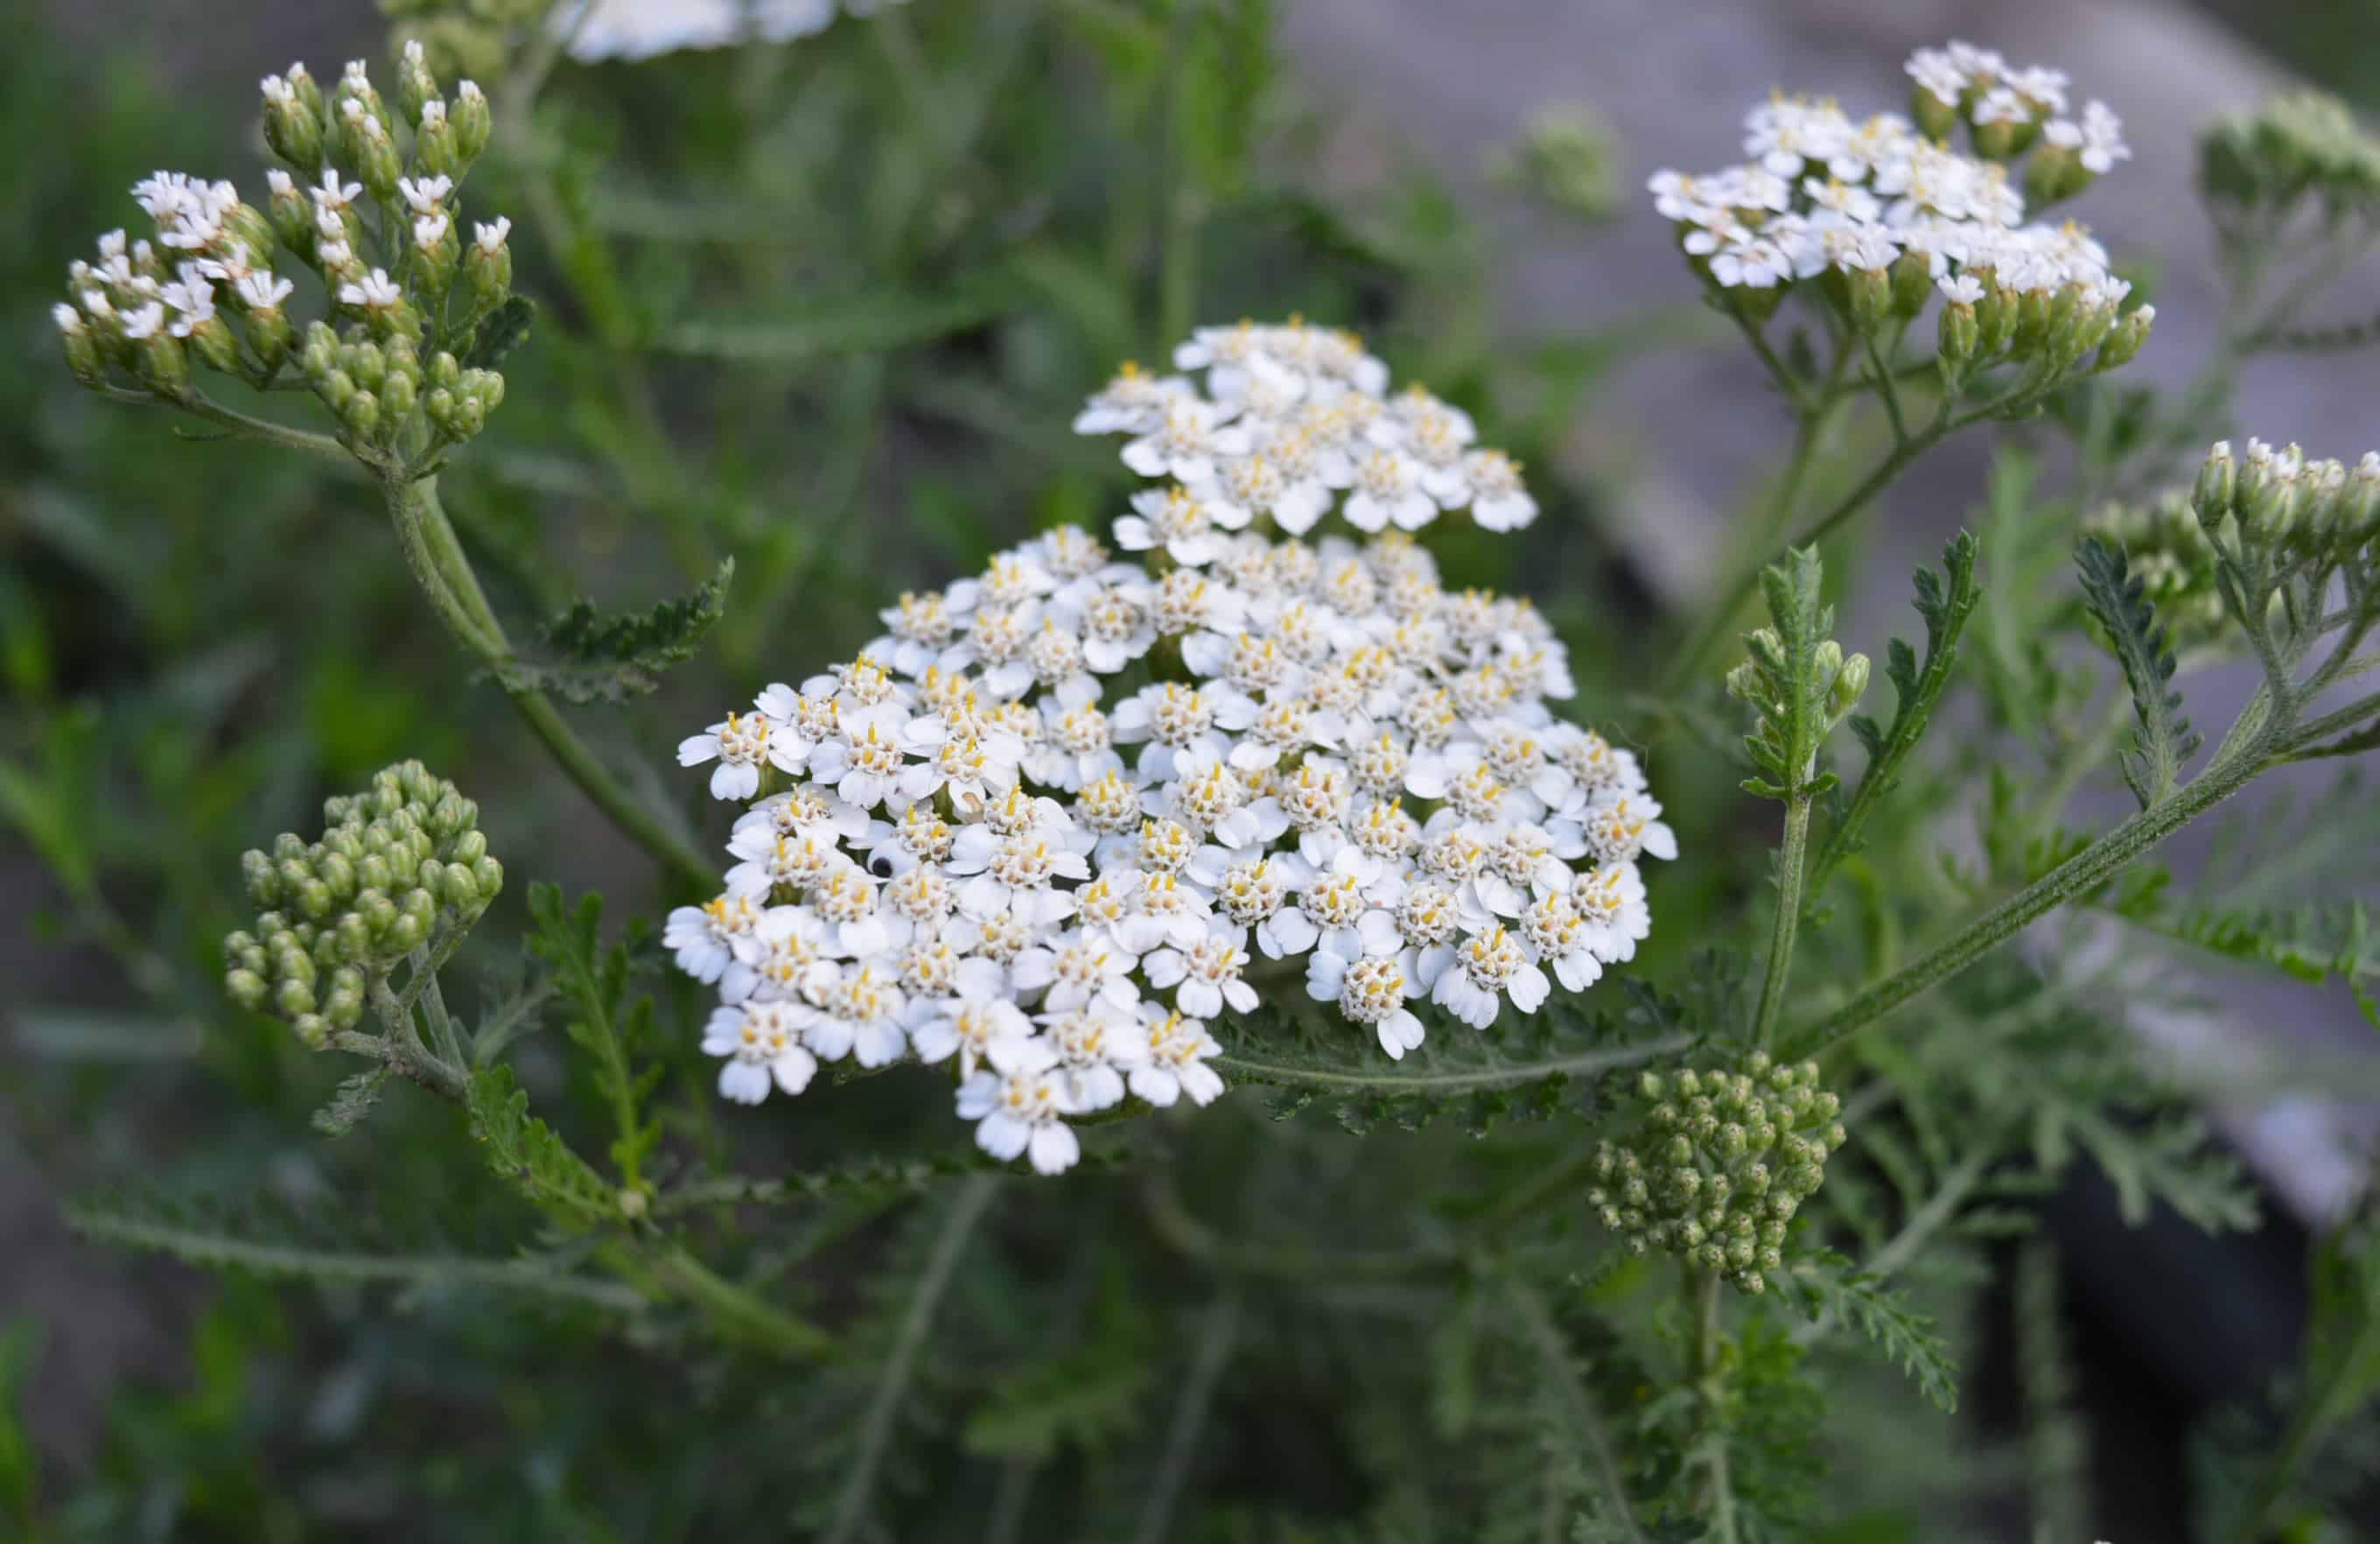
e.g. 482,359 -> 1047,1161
1812,530 -> 1982,902
466,1065 -> 620,1227
2076,537 -> 2200,809
62,1190 -> 641,1311
494,558 -> 732,704
1782,1250 -> 1959,1413
526,882 -> 660,1186
311,1065 -> 390,1137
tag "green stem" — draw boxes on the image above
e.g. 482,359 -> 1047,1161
645,1244 -> 836,1360
1131,1287 -> 1241,1544
1796,714 -> 2285,1057
1751,790 -> 1814,1052
825,1176 -> 1000,1544
1726,308 -> 1810,413
1212,1035 -> 1688,1098
179,390 -> 356,462
1688,1269 -> 1738,1544
416,966 -> 466,1071
1505,1279 -> 1647,1544
2225,1393 -> 2324,1544
96,382 -> 354,463
1665,379 -> 2049,692
379,474 -> 716,889
1864,334 -> 1908,443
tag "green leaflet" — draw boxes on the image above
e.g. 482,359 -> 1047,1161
525,883 -> 662,1189
60,1189 -> 641,1311
1782,1250 -> 1958,1414
494,558 -> 733,705
1812,530 -> 1983,907
2076,536 -> 2201,809
466,1065 -> 620,1228
311,1064 -> 391,1137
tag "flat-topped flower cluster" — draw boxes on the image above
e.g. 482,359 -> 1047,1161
670,320 -> 1674,1174
1648,40 -> 2132,308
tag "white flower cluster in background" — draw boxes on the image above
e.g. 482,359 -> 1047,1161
566,0 -> 908,62
1648,40 -> 2132,305
670,319 -> 1672,1175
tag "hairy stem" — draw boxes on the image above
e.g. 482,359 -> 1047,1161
1752,790 -> 1814,1052
826,1175 -> 1000,1544
1690,1270 -> 1740,1544
379,474 -> 715,889
1797,709 -> 2285,1056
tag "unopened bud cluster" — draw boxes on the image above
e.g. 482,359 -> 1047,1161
1648,40 -> 2151,386
2201,92 -> 2380,221
1588,1051 -> 1846,1294
1728,634 -> 1869,747
52,45 -> 512,467
2192,438 -> 2380,572
223,761 -> 502,1048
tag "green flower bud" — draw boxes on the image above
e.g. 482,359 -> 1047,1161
448,828 -> 488,866
275,977 -> 317,1018
133,328 -> 191,397
292,1013 -> 330,1050
1846,264 -> 1892,336
465,219 -> 512,315
2023,142 -> 2089,207
319,368 -> 357,414
382,369 -> 416,422
1972,115 -> 2019,161
2096,305 -> 2154,372
342,388 -> 381,439
268,172 -> 314,249
262,75 -> 325,172
1911,87 -> 1957,143
1887,252 -> 1932,319
53,305 -> 104,385
227,968 -> 270,1010
245,305 -> 292,372
242,848 -> 279,904
430,350 -> 462,390
396,39 -> 439,131
185,315 -> 241,377
414,100 -> 459,179
1973,272 -> 2019,355
297,878 -> 334,918
452,79 -> 492,163
387,911 -> 426,954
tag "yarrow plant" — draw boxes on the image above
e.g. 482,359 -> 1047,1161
670,319 -> 1674,1170
32,20 -> 2380,1544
